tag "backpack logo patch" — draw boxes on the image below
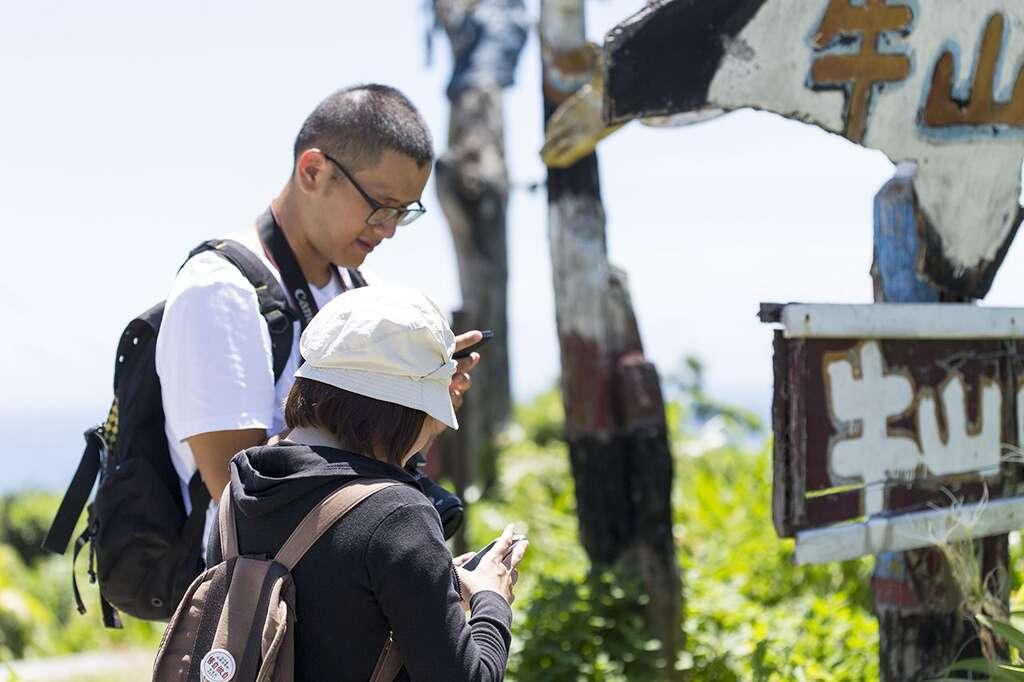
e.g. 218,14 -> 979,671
201,648 -> 236,681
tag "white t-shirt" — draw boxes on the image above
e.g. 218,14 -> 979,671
154,227 -> 351,549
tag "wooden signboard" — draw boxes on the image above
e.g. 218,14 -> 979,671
763,303 -> 1024,564
603,1 -> 1024,299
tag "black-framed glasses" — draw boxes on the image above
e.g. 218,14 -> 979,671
322,151 -> 426,226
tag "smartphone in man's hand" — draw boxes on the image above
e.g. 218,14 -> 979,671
453,330 -> 494,360
462,534 -> 526,571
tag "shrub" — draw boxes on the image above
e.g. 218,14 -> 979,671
513,386 -> 565,447
0,493 -> 61,566
0,494 -> 161,663
468,390 -> 878,681
514,570 -> 663,681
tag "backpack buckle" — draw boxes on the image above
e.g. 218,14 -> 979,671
263,308 -> 295,335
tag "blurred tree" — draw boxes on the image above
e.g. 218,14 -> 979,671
540,0 -> 681,674
430,0 -> 528,502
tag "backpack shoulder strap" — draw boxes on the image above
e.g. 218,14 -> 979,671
186,240 -> 296,383
345,267 -> 368,289
370,634 -> 402,682
276,479 -> 403,680
217,484 -> 239,561
41,427 -> 104,555
273,479 -> 398,571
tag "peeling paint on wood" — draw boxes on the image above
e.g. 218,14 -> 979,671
870,165 -> 1006,681
542,0 -> 680,664
795,496 -> 1024,564
603,0 -> 1024,298
540,0 -> 592,105
778,303 -> 1024,339
923,14 -> 1024,128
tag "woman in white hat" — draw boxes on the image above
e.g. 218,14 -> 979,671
206,284 -> 526,681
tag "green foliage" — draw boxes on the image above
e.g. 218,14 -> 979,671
928,590 -> 1024,680
465,435 -> 585,586
515,570 -> 663,681
0,493 -> 60,566
677,445 -> 876,681
0,545 -> 49,660
513,385 -> 565,446
0,493 -> 161,663
471,388 -> 878,681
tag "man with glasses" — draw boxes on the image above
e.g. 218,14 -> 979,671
154,85 -> 481,553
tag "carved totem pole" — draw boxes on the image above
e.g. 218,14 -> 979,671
541,0 -> 681,671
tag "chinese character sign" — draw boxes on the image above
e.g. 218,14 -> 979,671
825,340 -> 1002,515
604,0 -> 1024,299
809,0 -> 913,143
763,304 -> 1024,554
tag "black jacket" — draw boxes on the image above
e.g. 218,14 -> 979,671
207,442 -> 512,681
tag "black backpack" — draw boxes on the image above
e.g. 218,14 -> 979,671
42,239 -> 307,628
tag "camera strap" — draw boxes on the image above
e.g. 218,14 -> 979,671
257,207 -> 369,329
257,208 -> 319,329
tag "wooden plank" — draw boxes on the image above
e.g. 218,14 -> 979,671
771,330 -> 794,536
804,489 -> 861,528
603,0 -> 768,125
778,304 -> 1024,339
794,496 -> 1024,565
801,482 -> 1000,531
871,163 -> 941,304
786,338 -> 808,531
769,329 -> 1024,536
796,338 -> 1014,499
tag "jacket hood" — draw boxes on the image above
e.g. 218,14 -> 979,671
228,441 -> 422,519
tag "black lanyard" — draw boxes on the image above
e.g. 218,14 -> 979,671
256,208 -> 368,329
257,208 -> 320,329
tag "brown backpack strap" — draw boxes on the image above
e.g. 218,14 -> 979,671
217,484 -> 239,561
369,634 -> 402,682
273,479 -> 398,571
292,479 -> 403,681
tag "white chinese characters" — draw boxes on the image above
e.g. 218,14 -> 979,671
826,341 -> 1002,514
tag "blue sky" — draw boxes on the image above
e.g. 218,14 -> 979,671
3,1 -> 1023,489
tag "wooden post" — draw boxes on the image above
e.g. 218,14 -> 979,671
871,163 -> 1009,680
541,0 -> 681,671
433,0 -> 527,497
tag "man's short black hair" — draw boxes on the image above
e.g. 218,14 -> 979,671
294,84 -> 434,171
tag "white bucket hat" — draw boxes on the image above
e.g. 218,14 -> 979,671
294,285 -> 459,429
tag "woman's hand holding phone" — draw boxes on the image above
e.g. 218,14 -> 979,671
454,524 -> 528,607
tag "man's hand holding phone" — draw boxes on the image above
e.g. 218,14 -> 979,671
449,330 -> 493,412
454,524 -> 528,607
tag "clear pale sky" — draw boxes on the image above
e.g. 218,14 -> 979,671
3,1 -> 1023,489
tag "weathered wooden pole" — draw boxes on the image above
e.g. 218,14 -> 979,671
872,163 -> 1009,680
541,0 -> 681,670
433,0 -> 527,495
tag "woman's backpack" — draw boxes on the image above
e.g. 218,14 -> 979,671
40,239 -> 298,627
152,479 -> 403,682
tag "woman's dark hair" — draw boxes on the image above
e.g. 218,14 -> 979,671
284,377 -> 427,466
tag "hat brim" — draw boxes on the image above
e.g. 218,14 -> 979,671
294,364 -> 458,430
